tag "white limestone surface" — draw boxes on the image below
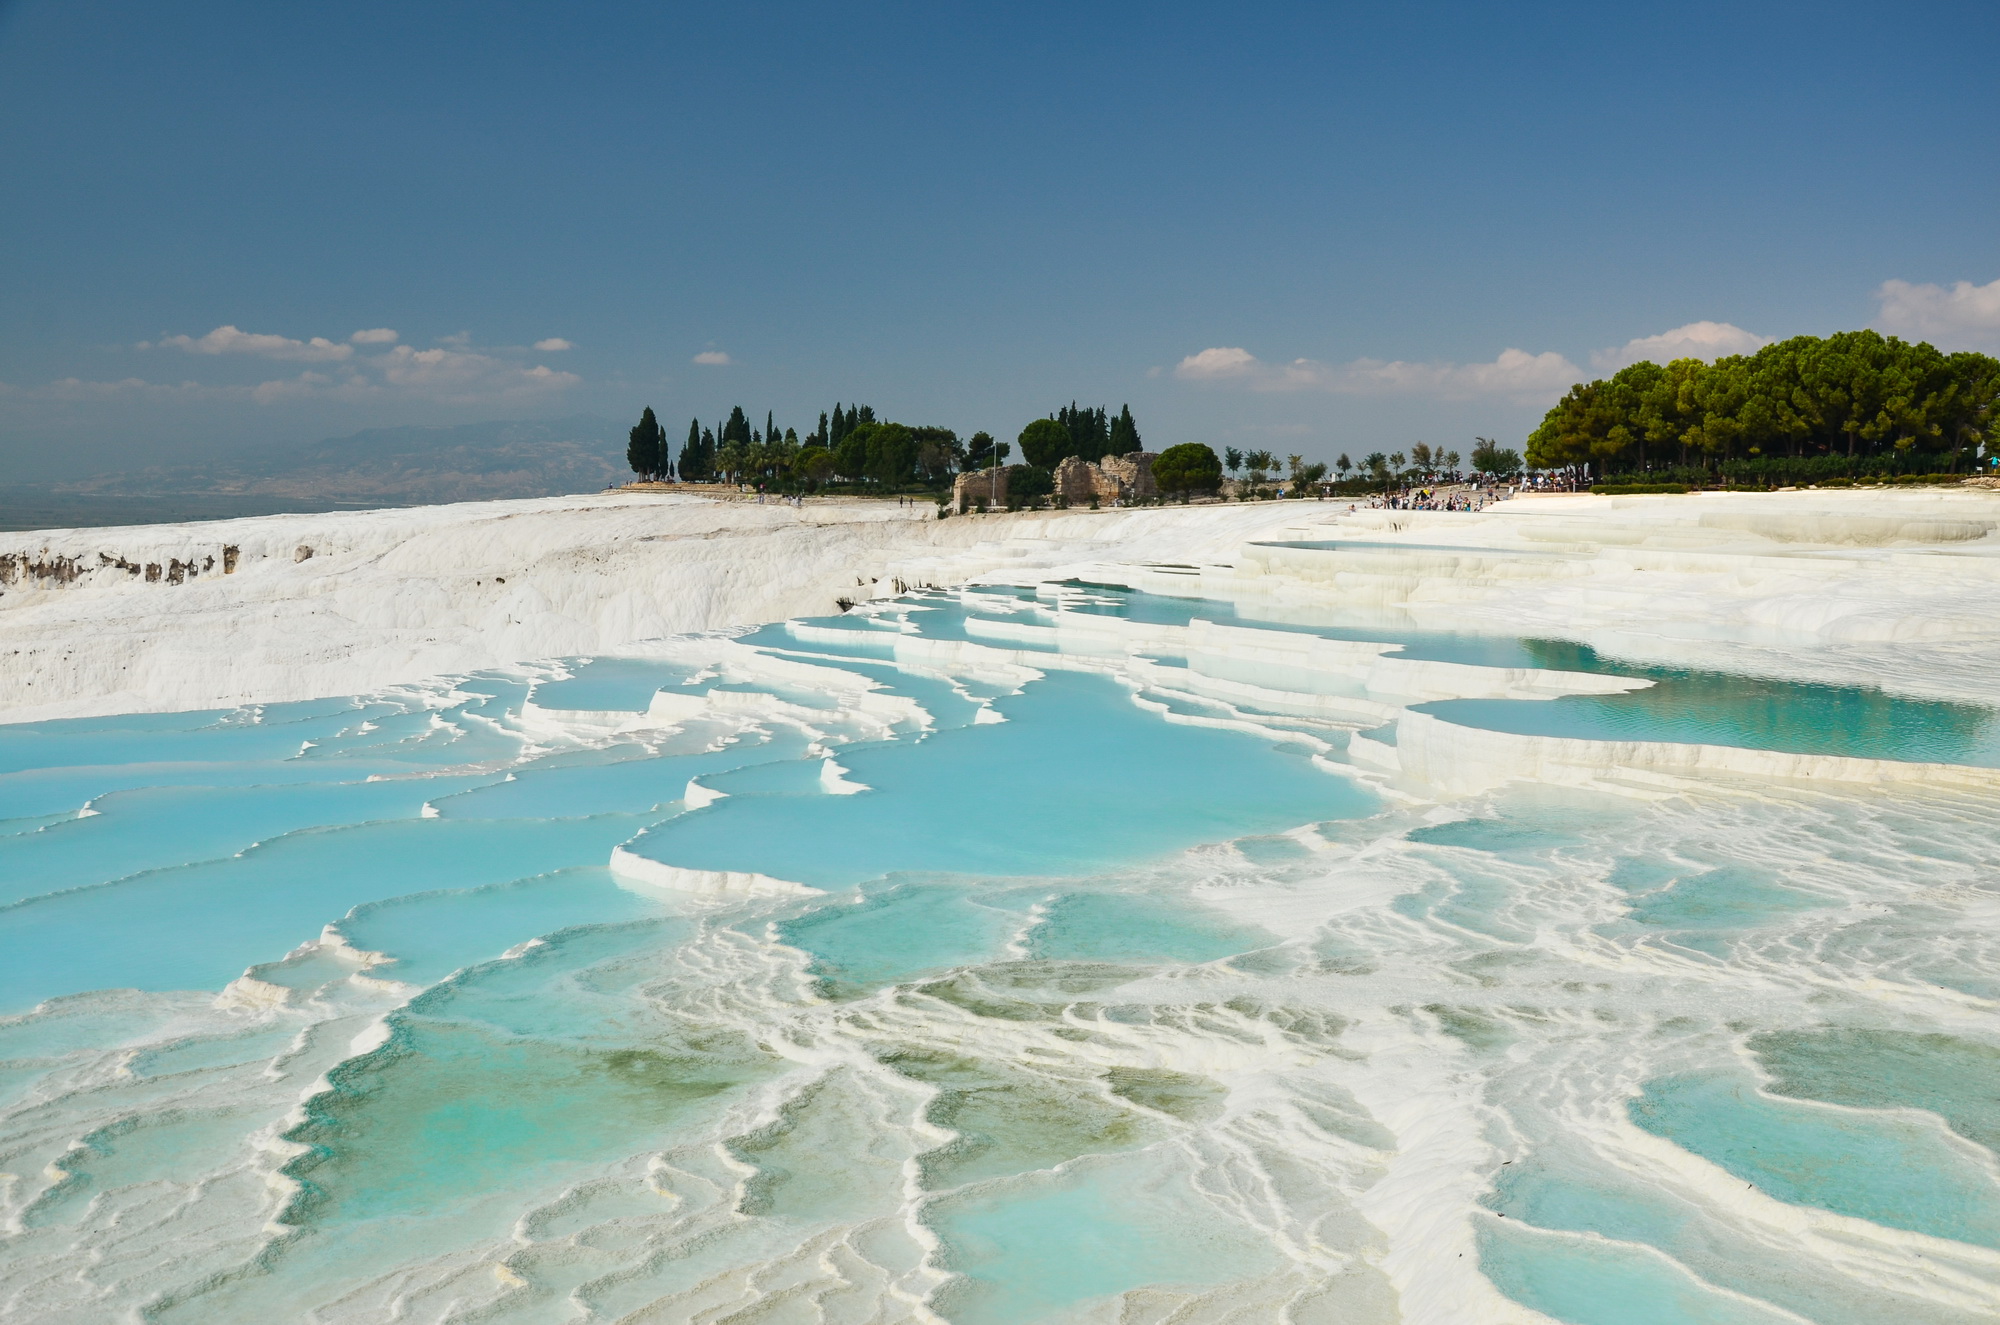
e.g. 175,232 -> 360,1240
5,486 -> 1999,721
0,493 -> 1331,721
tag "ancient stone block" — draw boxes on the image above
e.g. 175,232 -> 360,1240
953,466 -> 1010,512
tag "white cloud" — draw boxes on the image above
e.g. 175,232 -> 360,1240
692,350 -> 733,366
149,325 -> 354,362
533,337 -> 573,352
1590,320 -> 1769,372
437,331 -> 473,348
43,328 -> 582,409
18,373 -> 359,403
1174,346 -> 1260,380
1875,277 -> 2000,351
376,345 -> 579,398
1175,345 -> 1581,402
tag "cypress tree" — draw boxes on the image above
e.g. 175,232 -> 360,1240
766,410 -> 777,448
627,407 -> 665,479
1055,403 -> 1110,459
1109,404 -> 1141,455
684,419 -> 700,480
724,406 -> 752,446
831,403 -> 847,448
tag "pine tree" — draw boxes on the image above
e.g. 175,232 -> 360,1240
1109,404 -> 1141,455
831,403 -> 847,448
685,419 -> 701,480
766,410 -> 777,449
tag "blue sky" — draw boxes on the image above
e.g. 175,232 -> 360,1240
2,0 -> 1997,479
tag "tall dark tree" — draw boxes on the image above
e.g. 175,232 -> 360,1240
681,425 -> 717,482
684,418 -> 701,480
766,410 -> 777,449
627,407 -> 665,480
813,410 -> 830,448
723,406 -> 752,447
1056,402 -> 1110,459
1108,404 -> 1142,455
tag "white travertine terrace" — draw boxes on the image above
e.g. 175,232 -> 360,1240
5,486 -> 2000,1323
1,486 -> 1996,728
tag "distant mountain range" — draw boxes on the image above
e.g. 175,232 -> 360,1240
69,416 -> 629,503
2,417 -> 631,530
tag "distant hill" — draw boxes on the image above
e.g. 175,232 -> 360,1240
0,416 -> 632,532
63,416 -> 628,505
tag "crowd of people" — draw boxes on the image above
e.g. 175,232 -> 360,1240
1361,483 -> 1511,512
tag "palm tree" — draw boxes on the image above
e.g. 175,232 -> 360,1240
716,439 -> 750,485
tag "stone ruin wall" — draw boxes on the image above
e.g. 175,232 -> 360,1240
1097,451 -> 1158,500
952,466 -> 1010,512
956,452 -> 1157,512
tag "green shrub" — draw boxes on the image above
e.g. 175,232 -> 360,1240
1590,482 -> 1689,495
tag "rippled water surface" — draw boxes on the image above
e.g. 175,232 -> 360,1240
2,585 -> 1998,1323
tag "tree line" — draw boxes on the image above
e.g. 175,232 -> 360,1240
1525,330 -> 2000,482
625,399 -> 1155,492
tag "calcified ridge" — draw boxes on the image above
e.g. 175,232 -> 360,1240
1,488 -> 1998,1324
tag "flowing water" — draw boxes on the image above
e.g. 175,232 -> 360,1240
2,583 -> 1998,1323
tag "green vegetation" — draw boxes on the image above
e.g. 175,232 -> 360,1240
678,419 -> 714,481
1017,418 -> 1074,468
1016,403 -> 1146,469
1153,442 -> 1223,499
963,431 -> 1008,470
1527,330 -> 2000,484
625,408 -> 669,480
623,398 -> 1236,501
1006,463 -> 1053,508
1590,482 -> 1689,495
1470,437 -> 1521,478
1109,404 -> 1142,453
